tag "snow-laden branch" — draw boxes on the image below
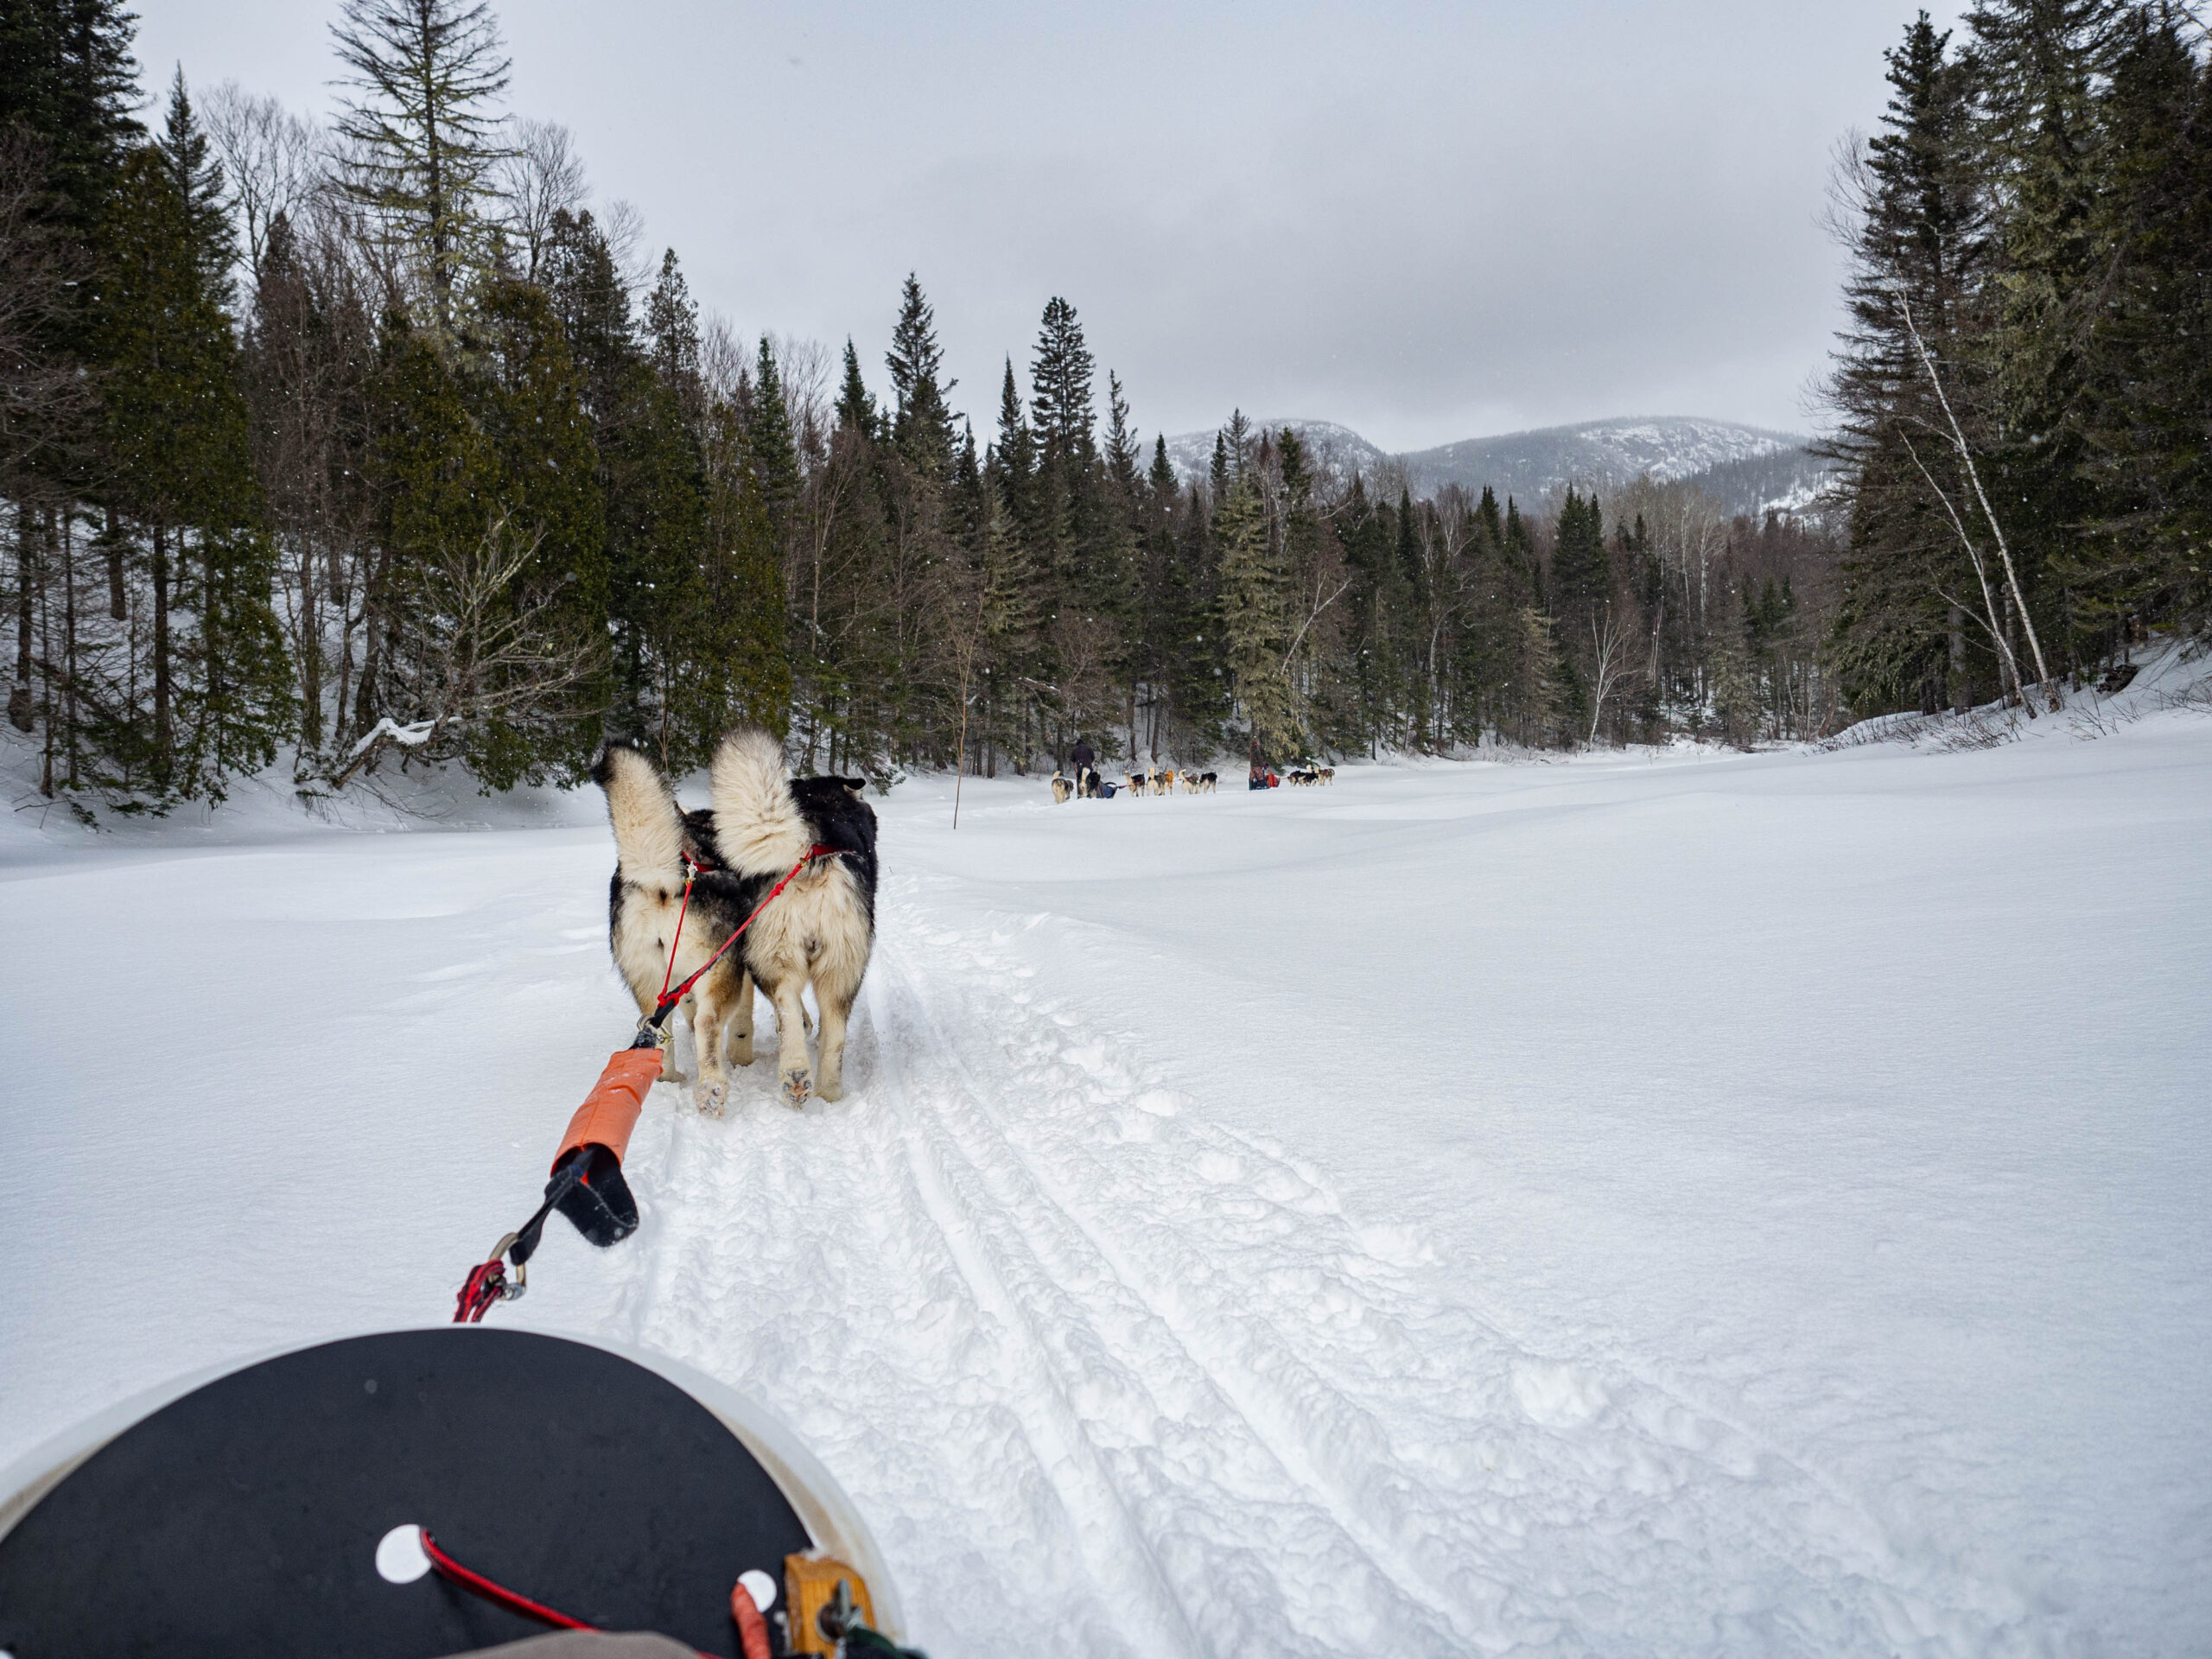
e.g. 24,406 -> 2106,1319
346,715 -> 436,761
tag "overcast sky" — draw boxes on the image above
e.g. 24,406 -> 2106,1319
134,0 -> 1963,453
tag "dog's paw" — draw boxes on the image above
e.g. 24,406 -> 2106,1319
728,1036 -> 754,1067
695,1078 -> 727,1117
780,1065 -> 812,1107
815,1077 -> 842,1103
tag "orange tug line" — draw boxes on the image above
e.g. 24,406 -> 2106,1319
452,845 -> 843,1325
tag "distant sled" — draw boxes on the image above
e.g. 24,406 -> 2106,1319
0,1327 -> 910,1659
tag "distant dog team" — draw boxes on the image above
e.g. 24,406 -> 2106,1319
1052,761 -> 1345,801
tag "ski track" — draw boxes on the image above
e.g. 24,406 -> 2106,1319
549,871 -> 2066,1659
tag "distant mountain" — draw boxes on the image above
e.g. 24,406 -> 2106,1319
1158,414 -> 1833,517
1399,417 -> 1808,502
1160,419 -> 1389,487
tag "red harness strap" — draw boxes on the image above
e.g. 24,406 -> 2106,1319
648,844 -> 842,1030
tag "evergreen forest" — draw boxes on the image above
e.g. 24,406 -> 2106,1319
3,0 -> 2207,810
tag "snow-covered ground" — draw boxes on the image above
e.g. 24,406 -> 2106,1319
5,663 -> 2210,1656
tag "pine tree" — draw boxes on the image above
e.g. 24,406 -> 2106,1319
833,337 -> 876,438
644,249 -> 702,412
2069,11 -> 2212,637
1963,0 -> 2126,662
1548,486 -> 1609,634
1029,296 -> 1096,463
1827,12 -> 1998,713
748,334 -> 799,540
93,139 -> 288,800
0,0 -> 142,238
993,357 -> 1036,526
475,274 -> 607,781
1217,470 -> 1296,758
155,68 -> 234,307
1103,372 -> 1140,498
885,272 -> 957,476
331,0 -> 512,330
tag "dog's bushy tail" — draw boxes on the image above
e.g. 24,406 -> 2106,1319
709,728 -> 810,875
593,742 -> 686,885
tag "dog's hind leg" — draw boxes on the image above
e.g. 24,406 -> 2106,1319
725,969 -> 755,1067
812,976 -> 860,1103
690,982 -> 729,1116
768,976 -> 814,1106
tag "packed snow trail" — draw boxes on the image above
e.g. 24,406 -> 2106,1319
523,878 -> 2063,1657
4,666 -> 2209,1654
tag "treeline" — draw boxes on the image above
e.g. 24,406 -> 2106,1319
4,0 -> 1866,814
1827,1 -> 2212,715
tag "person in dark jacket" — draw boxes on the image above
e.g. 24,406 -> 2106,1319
1068,734 -> 1099,798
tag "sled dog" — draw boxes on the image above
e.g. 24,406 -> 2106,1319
594,741 -> 757,1116
594,733 -> 879,1111
1052,770 -> 1073,804
707,728 -> 878,1107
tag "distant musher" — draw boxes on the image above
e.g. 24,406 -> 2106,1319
1069,734 -> 1098,798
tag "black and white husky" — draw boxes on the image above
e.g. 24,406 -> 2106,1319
593,730 -> 879,1112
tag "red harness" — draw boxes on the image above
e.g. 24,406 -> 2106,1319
649,844 -> 842,1032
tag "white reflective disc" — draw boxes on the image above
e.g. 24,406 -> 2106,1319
375,1522 -> 432,1584
738,1567 -> 778,1611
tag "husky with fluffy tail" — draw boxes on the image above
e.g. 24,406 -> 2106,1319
594,733 -> 879,1110
594,741 -> 758,1115
708,728 -> 879,1106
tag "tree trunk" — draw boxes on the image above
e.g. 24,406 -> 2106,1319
10,506 -> 35,732
298,543 -> 323,750
152,522 -> 173,779
105,507 -> 126,620
1948,605 -> 1967,714
63,508 -> 77,786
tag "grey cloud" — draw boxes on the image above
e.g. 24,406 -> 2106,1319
137,0 -> 1965,449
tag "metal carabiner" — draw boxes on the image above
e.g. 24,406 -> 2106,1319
486,1230 -> 526,1300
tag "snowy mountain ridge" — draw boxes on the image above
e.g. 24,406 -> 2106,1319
1160,415 -> 1829,516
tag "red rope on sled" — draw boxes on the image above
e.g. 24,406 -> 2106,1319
417,1529 -> 768,1659
419,1529 -> 592,1631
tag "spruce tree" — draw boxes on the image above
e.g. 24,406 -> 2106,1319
332,0 -> 512,330
2069,11 -> 2212,637
1827,11 -> 1994,711
644,249 -> 702,413
156,68 -> 234,306
1217,471 -> 1296,759
1029,296 -> 1096,462
94,137 -> 287,800
885,272 -> 957,476
1103,371 -> 1140,498
748,334 -> 799,540
477,274 -> 607,780
0,0 -> 142,238
1548,486 -> 1609,636
833,337 -> 876,438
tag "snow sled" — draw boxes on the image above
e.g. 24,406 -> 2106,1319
0,1327 -> 909,1659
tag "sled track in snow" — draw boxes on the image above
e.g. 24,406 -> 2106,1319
596,876 -> 2050,1658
